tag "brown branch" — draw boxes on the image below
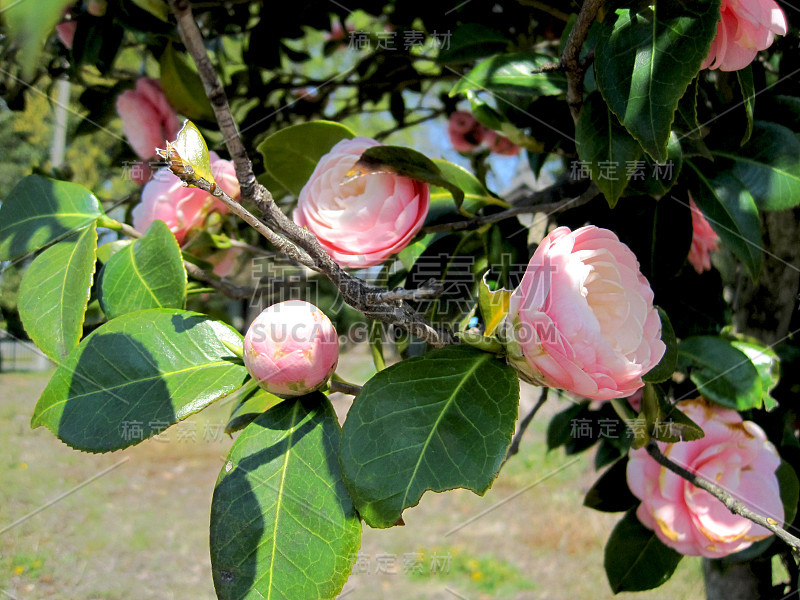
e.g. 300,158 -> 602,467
504,387 -> 548,465
423,181 -> 599,234
329,380 -> 363,396
167,0 -> 453,347
561,0 -> 604,122
645,441 -> 800,556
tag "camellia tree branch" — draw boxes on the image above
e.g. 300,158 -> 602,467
645,441 -> 800,555
166,0 -> 453,347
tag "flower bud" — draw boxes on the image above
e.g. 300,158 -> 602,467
243,301 -> 339,397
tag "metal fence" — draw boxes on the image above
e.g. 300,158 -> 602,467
0,333 -> 53,372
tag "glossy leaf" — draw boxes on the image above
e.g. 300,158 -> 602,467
356,146 -> 465,209
678,336 -> 762,410
131,0 -> 169,21
436,23 -> 508,64
450,53 -> 567,99
0,0 -> 73,78
596,1 -> 721,162
160,44 -> 215,121
0,175 -> 104,261
339,346 -> 519,528
737,66 -> 755,145
31,309 -> 247,452
211,394 -> 361,600
605,509 -> 683,592
431,159 -> 508,211
99,220 -> 187,319
584,457 -> 638,513
18,227 -> 97,361
685,163 -> 762,280
478,271 -> 511,337
257,121 -> 356,197
731,339 -> 780,410
225,386 -> 284,434
576,92 -> 643,207
168,120 -> 216,185
713,121 -> 800,211
643,308 -> 677,384
778,461 -> 800,526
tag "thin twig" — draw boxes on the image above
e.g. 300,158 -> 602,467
645,441 -> 800,556
167,0 -> 453,348
561,0 -> 604,122
329,380 -> 363,396
423,182 -> 599,234
368,281 -> 444,303
504,388 -> 548,464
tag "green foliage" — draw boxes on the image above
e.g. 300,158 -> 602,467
0,0 -> 72,78
643,308 -> 677,384
31,309 -> 247,452
98,220 -> 187,319
0,175 -> 104,262
450,53 -> 567,99
596,0 -> 721,162
604,509 -> 683,593
210,394 -> 361,600
160,45 -> 215,122
18,227 -> 97,361
678,336 -> 763,410
340,346 -> 519,528
584,457 -> 638,513
256,121 -> 355,197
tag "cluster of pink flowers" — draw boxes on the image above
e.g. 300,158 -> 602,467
447,111 -> 520,156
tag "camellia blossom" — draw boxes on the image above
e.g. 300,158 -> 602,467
55,20 -> 77,49
627,398 -> 784,558
501,226 -> 665,401
116,78 -> 181,160
702,0 -> 787,71
132,151 -> 239,245
243,300 -> 339,397
688,197 -> 720,274
293,137 -> 430,269
484,130 -> 521,156
447,111 -> 487,153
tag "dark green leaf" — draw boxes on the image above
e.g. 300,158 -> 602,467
339,346 -> 519,528
731,339 -> 780,410
31,309 -> 247,452
0,175 -> 104,261
778,460 -> 800,527
623,132 -> 683,197
643,308 -> 677,384
684,163 -> 762,280
576,92 -> 643,207
584,457 -> 638,513
737,66 -> 755,145
436,23 -> 508,64
18,227 -> 97,361
450,53 -> 567,99
211,395 -> 361,600
678,336 -> 762,410
712,121 -> 800,211
99,220 -> 187,319
546,402 -> 589,451
596,1 -> 721,162
225,386 -> 284,434
605,508 -> 683,592
356,146 -> 465,209
256,121 -> 355,197
160,44 -> 215,121
0,0 -> 73,78
430,159 -> 507,212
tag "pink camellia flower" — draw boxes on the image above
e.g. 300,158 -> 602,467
627,398 -> 784,558
293,137 -> 430,269
500,226 -> 665,401
702,0 -> 787,71
484,130 -> 521,156
243,300 -> 339,397
132,152 -> 239,245
688,197 -> 720,274
116,78 -> 181,160
447,111 -> 486,153
55,20 -> 77,49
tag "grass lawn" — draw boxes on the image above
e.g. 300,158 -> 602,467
0,349 -> 705,599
